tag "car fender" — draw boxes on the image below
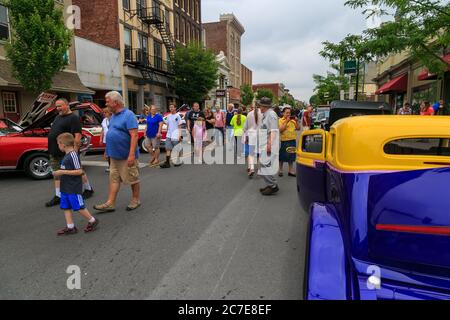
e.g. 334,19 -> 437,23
17,148 -> 48,169
305,203 -> 349,300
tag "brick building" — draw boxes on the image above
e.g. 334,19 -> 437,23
203,14 -> 247,89
241,64 -> 252,87
252,83 -> 286,100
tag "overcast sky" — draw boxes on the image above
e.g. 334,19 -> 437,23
202,0 -> 373,101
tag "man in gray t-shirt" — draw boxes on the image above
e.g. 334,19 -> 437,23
257,97 -> 280,196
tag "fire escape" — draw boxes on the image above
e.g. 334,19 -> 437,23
123,5 -> 175,85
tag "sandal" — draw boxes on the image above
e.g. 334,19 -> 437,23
278,172 -> 284,177
93,202 -> 115,213
126,200 -> 141,212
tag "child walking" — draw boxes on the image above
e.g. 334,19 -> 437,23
53,133 -> 99,235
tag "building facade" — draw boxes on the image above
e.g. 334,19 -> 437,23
374,50 -> 450,113
204,51 -> 230,110
252,83 -> 286,100
241,64 -> 252,87
173,0 -> 202,46
74,0 -> 202,113
203,14 -> 245,89
0,0 -> 93,122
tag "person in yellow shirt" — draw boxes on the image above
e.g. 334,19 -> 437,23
230,108 -> 247,158
279,106 -> 300,177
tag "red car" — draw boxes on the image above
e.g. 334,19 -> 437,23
0,94 -> 92,180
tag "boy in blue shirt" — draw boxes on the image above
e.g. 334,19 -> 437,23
53,133 -> 99,235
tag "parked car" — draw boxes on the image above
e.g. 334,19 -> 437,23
324,100 -> 392,130
297,115 -> 450,300
0,96 -> 92,179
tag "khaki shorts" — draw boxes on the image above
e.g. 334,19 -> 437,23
110,159 -> 140,185
145,137 -> 161,150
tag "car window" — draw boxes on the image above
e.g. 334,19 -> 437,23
302,134 -> 323,153
384,138 -> 450,156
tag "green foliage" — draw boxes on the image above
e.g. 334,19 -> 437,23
312,64 -> 350,105
5,0 -> 72,93
240,84 -> 254,107
279,94 -> 296,107
173,43 -> 220,105
321,0 -> 450,75
255,88 -> 275,102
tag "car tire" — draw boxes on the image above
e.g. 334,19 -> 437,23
24,153 -> 52,180
139,138 -> 149,153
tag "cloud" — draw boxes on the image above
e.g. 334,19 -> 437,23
203,0 -> 371,101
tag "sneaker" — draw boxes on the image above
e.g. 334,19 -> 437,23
46,196 -> 61,207
260,186 -> 271,193
82,189 -> 94,199
84,219 -> 99,233
105,168 -> 110,173
57,226 -> 78,236
160,161 -> 171,169
261,185 -> 279,196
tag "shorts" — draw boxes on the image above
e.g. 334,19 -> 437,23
165,139 -> 179,151
145,137 -> 161,150
110,159 -> 140,185
49,155 -> 63,172
60,192 -> 85,211
279,140 -> 297,163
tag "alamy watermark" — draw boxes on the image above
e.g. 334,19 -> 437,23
66,5 -> 81,30
66,265 -> 81,290
168,128 -> 281,175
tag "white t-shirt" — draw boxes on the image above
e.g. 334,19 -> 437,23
101,117 -> 110,144
244,109 -> 262,146
165,113 -> 182,141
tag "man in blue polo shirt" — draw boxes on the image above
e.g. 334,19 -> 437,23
94,91 -> 141,213
145,105 -> 164,166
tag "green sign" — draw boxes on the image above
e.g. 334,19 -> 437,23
344,60 -> 357,74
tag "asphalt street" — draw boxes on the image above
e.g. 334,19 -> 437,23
0,151 -> 307,300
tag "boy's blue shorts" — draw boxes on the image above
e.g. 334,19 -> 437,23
60,192 -> 85,211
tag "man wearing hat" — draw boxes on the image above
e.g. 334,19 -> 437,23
257,97 -> 280,196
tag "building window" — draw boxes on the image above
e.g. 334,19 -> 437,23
124,27 -> 132,61
2,92 -> 17,113
154,41 -> 163,70
0,5 -> 9,41
123,0 -> 130,10
137,0 -> 147,18
174,14 -> 179,40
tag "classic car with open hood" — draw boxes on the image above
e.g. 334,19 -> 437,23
0,93 -> 91,180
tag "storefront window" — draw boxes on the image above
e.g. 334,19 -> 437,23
412,82 -> 438,114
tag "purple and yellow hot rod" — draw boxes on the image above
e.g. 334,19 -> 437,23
297,103 -> 450,300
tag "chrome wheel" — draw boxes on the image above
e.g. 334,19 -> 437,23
29,156 -> 51,178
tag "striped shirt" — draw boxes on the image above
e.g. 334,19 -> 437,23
60,151 -> 83,195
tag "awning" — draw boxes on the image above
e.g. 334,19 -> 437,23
418,54 -> 450,81
0,59 -> 94,95
375,73 -> 408,95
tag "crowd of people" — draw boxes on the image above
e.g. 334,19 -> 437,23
397,99 -> 446,115
46,91 -> 313,236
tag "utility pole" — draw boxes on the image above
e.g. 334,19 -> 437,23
355,58 -> 360,101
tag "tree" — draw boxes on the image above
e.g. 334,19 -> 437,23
279,94 -> 296,107
240,84 -> 254,107
173,43 -> 219,105
321,0 -> 450,75
312,64 -> 350,105
5,0 -> 72,93
255,88 -> 275,102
